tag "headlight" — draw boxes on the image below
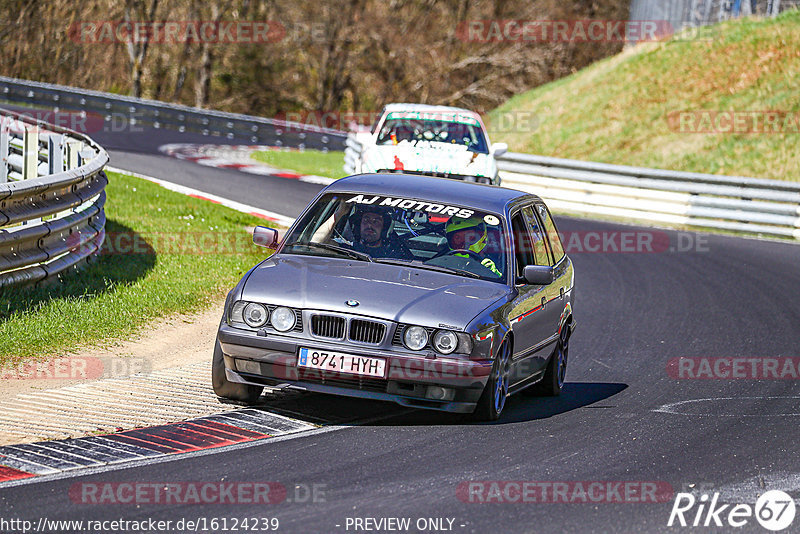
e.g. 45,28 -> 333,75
243,302 -> 269,328
271,306 -> 296,332
433,330 -> 458,354
403,326 -> 428,351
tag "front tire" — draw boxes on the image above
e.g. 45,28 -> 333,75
212,336 -> 263,403
473,340 -> 512,421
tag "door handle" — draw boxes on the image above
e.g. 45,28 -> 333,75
560,287 -> 565,300
541,296 -> 547,309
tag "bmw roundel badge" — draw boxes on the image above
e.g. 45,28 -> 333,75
346,299 -> 360,307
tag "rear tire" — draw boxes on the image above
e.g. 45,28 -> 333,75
212,336 -> 263,404
472,340 -> 512,422
526,327 -> 569,397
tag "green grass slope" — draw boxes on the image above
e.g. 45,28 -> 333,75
0,172 -> 273,363
251,148 -> 349,179
488,10 -> 800,181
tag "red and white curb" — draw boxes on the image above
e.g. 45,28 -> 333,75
106,166 -> 296,227
0,361 -> 230,445
159,143 -> 336,185
0,408 -> 314,484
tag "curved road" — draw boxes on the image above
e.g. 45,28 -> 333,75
2,124 -> 800,533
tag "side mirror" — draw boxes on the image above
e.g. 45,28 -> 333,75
490,142 -> 508,157
522,265 -> 554,285
253,226 -> 280,248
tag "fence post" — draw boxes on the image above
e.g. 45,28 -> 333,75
22,125 -> 39,180
78,147 -> 95,166
0,119 -> 8,183
48,133 -> 65,175
66,140 -> 82,170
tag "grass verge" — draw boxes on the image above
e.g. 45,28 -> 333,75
488,9 -> 800,181
250,148 -> 348,179
0,171 -> 274,365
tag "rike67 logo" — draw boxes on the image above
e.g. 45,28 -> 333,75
668,490 -> 796,530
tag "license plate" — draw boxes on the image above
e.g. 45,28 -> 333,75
297,348 -> 386,378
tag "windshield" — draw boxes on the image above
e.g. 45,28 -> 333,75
376,112 -> 488,153
282,193 -> 507,283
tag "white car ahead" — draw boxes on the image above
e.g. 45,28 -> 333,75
350,104 -> 507,185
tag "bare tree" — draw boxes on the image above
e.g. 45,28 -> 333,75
195,0 -> 233,108
123,0 -> 159,98
0,0 -> 630,115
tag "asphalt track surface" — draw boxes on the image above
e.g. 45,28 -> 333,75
2,123 -> 800,533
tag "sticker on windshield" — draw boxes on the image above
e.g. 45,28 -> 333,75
484,215 -> 500,226
346,195 -> 474,219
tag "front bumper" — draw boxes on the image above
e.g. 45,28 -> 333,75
218,324 -> 492,413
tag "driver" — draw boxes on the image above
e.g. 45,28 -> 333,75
350,205 -> 411,259
445,216 -> 502,277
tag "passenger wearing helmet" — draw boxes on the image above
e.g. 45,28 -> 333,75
445,216 -> 502,277
350,205 -> 412,259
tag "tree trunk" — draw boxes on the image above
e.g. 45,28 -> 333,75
124,0 -> 159,98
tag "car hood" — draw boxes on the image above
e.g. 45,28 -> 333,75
362,142 -> 492,177
241,254 -> 510,329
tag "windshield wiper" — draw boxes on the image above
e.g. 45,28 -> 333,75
285,242 -> 373,262
373,258 -> 482,279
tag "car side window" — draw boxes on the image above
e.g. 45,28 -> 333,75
510,212 -> 535,280
537,204 -> 565,263
521,206 -> 551,266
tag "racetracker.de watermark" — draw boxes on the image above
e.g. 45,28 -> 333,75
667,111 -> 800,134
498,231 -> 708,255
0,357 -> 150,380
0,112 -> 142,135
70,482 -> 284,505
69,21 -> 285,44
667,357 -> 800,380
273,110 -> 542,134
69,231 -> 266,256
242,354 -> 491,382
76,230 -> 710,257
456,20 -> 674,43
68,481 -> 325,505
457,481 -> 674,503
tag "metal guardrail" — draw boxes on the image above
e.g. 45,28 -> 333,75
344,132 -> 799,239
343,134 -> 363,175
629,0 -> 799,38
497,152 -> 800,239
0,76 -> 347,151
0,108 -> 108,288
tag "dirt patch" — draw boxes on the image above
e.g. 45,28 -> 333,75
0,299 -> 223,403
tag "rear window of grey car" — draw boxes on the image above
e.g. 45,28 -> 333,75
282,193 -> 508,283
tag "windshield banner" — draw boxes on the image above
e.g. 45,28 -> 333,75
346,195 -> 475,219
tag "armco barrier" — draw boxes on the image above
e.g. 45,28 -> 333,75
0,76 -> 347,151
496,153 -> 800,239
345,131 -> 799,238
343,133 -> 363,175
0,108 -> 108,288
